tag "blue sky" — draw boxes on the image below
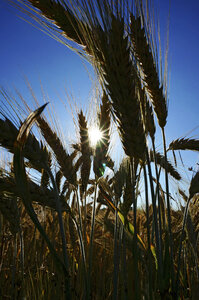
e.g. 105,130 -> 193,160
1,0 -> 199,182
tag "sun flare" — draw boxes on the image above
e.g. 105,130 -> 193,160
88,126 -> 103,147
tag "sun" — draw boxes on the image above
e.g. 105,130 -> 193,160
88,126 -> 103,147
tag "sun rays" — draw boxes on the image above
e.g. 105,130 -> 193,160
88,125 -> 103,147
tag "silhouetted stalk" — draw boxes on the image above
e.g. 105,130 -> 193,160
162,128 -> 175,296
143,164 -> 153,300
84,191 -> 87,245
13,104 -> 70,284
19,228 -> 25,297
130,158 -> 139,300
11,234 -> 17,299
113,197 -> 119,300
13,105 -> 71,298
121,227 -> 128,300
45,165 -> 71,298
151,166 -> 162,245
72,216 -> 88,299
75,188 -> 88,298
151,138 -> 163,258
145,149 -> 163,284
75,188 -> 84,244
176,198 -> 190,298
88,181 -> 98,299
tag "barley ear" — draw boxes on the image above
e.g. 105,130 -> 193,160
130,15 -> 167,128
22,0 -> 88,47
150,150 -> 181,180
0,117 -> 50,172
37,116 -> 77,185
95,15 -> 146,161
189,172 -> 199,200
78,110 -> 92,194
169,138 -> 199,152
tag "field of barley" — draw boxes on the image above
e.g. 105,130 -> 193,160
0,1 -> 199,299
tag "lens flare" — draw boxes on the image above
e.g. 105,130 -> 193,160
88,126 -> 103,147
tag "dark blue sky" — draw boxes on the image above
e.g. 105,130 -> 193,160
1,0 -> 199,178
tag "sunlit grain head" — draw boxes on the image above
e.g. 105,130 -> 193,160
88,126 -> 103,147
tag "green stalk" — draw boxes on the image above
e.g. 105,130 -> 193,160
162,128 -> 175,296
143,165 -> 153,299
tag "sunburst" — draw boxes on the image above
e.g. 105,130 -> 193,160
88,126 -> 103,147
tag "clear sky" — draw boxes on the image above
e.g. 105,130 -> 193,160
1,0 -> 199,183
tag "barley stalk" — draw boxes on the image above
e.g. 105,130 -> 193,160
143,165 -> 153,299
13,104 -> 71,295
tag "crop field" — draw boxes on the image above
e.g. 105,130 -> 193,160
0,1 -> 199,299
